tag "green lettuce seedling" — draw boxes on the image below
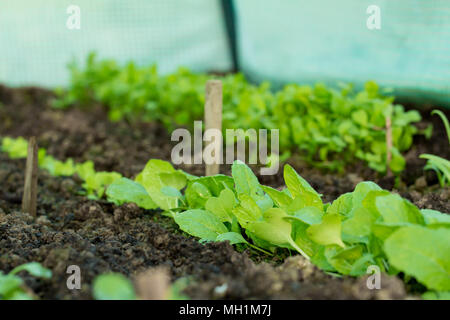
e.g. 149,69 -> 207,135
420,110 -> 450,187
0,262 -> 52,300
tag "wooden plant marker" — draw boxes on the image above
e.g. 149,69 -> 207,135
204,80 -> 223,176
385,116 -> 393,177
21,137 -> 38,217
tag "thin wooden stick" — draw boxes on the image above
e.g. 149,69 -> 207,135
22,137 -> 38,217
385,116 -> 392,177
204,80 -> 223,176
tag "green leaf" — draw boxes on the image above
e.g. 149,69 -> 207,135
324,245 -> 371,275
287,192 -> 323,212
106,178 -> 157,209
351,181 -> 382,208
161,186 -> 183,198
422,291 -> 450,300
247,208 -> 310,258
216,232 -> 248,245
342,207 -> 378,244
286,206 -> 323,225
0,274 -> 23,298
291,220 -> 320,258
205,189 -> 236,223
284,164 -> 321,198
375,194 -> 424,225
384,226 -> 450,291
307,214 -> 345,248
232,194 -> 262,228
326,192 -> 353,217
372,222 -> 413,241
174,209 -> 228,241
389,147 -> 406,173
93,273 -> 136,300
138,159 -> 187,210
352,110 -> 368,127
10,262 -> 52,279
421,209 -> 450,228
185,175 -> 234,209
262,185 -> 293,210
231,160 -> 264,199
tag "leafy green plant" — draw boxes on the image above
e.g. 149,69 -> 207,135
1,137 -> 122,200
53,54 -> 423,174
420,110 -> 450,187
92,273 -> 136,300
0,262 -> 52,300
1,137 -> 28,158
106,158 -> 450,295
92,272 -> 189,300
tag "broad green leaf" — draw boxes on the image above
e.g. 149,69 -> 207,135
307,214 -> 345,248
231,160 -> 264,199
247,208 -> 310,258
326,192 -> 353,217
10,262 -> 52,279
216,232 -> 248,245
262,185 -> 293,210
287,192 -> 323,212
310,247 -> 337,272
93,273 -> 136,300
174,209 -> 228,241
352,181 -> 382,209
342,207 -> 378,244
255,194 -> 274,212
284,164 -> 320,198
139,159 -> 187,210
375,194 -> 424,225
422,291 -> 450,300
421,209 -> 450,228
291,220 -> 320,258
106,178 -> 157,209
205,189 -> 236,223
0,274 -> 23,297
372,222 -> 413,241
159,172 -> 187,190
185,181 -> 212,208
286,206 -> 323,225
384,226 -> 450,291
185,175 -> 234,208
161,186 -> 183,198
232,194 -> 262,228
325,245 -> 368,275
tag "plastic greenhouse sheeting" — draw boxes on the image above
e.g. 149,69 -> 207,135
235,0 -> 450,107
0,0 -> 232,87
0,0 -> 449,107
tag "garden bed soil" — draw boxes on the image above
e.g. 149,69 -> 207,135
0,85 -> 448,299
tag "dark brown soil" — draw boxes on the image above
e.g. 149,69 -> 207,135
0,85 -> 448,300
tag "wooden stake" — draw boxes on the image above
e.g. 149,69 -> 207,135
204,80 -> 223,176
22,137 -> 38,217
386,116 -> 393,177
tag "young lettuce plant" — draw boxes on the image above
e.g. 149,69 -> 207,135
420,110 -> 450,187
107,158 -> 450,295
0,262 -> 52,300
